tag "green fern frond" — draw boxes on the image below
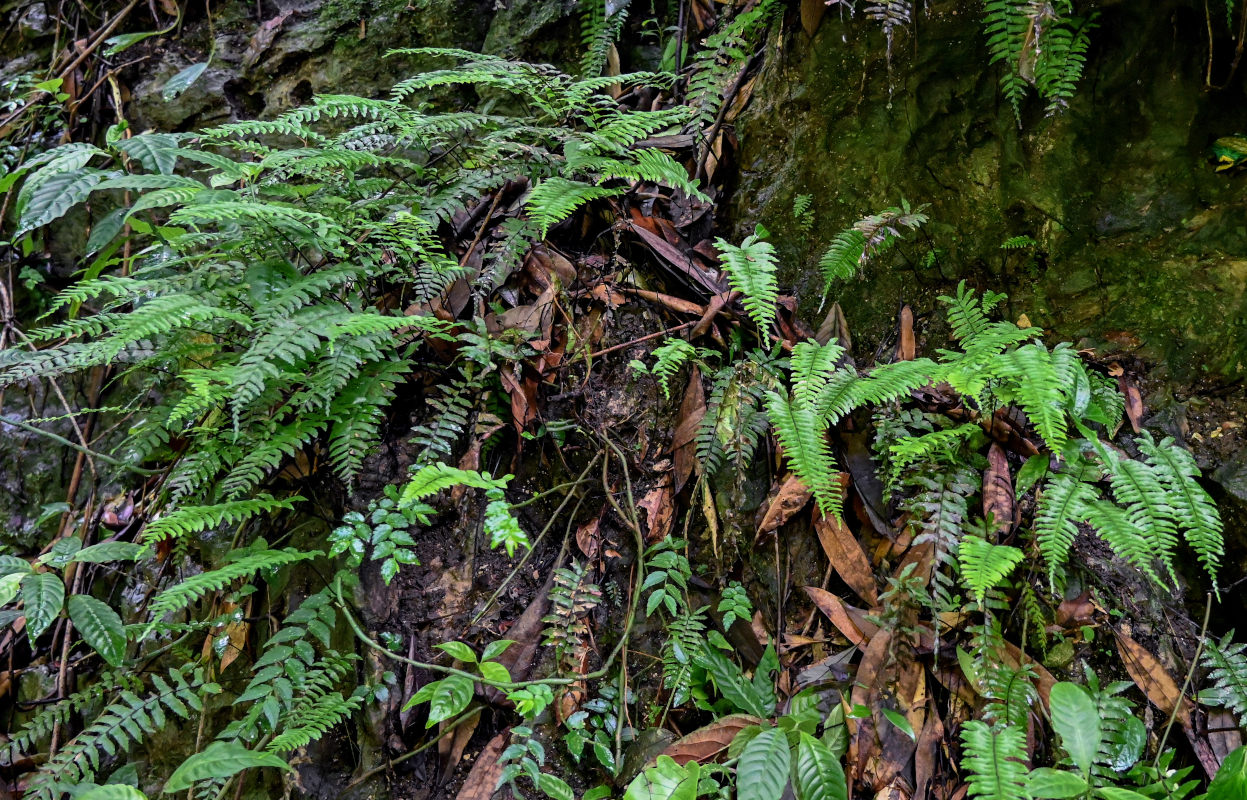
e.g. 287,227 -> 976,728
142,496 -> 302,543
1135,432 -> 1223,585
959,536 -> 1024,606
526,177 -> 621,238
1034,473 -> 1099,591
715,232 -> 779,330
1202,631 -> 1247,728
147,548 -> 320,622
765,391 -> 842,519
960,720 -> 1028,800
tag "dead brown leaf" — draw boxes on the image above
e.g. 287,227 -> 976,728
896,305 -> 916,362
454,731 -> 508,800
663,714 -> 765,765
498,369 -> 538,434
805,586 -> 877,646
672,368 -> 706,494
638,483 -> 675,543
983,444 -> 1014,534
1118,373 -> 1144,433
814,511 -> 878,605
756,473 -> 813,536
800,0 -> 826,35
1114,630 -> 1191,726
438,708 -> 482,784
575,515 -> 602,560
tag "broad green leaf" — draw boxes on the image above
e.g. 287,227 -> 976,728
0,573 -> 25,607
481,639 -> 515,661
697,645 -> 769,717
537,772 -> 574,800
67,594 -> 127,667
403,674 -> 473,727
622,755 -> 700,800
71,542 -> 147,564
478,661 -> 510,684
1026,768 -> 1088,798
1048,682 -> 1101,775
85,207 -> 128,255
793,732 -> 847,800
162,62 -> 209,101
20,572 -> 64,640
115,134 -> 183,175
1207,745 -> 1247,800
738,727 -> 791,800
882,708 -> 915,741
1103,715 -> 1145,771
104,29 -> 166,55
1015,454 -> 1049,499
163,741 -> 290,793
1093,788 -> 1151,800
435,641 -> 477,663
80,786 -> 148,800
582,785 -> 612,800
16,169 -> 104,235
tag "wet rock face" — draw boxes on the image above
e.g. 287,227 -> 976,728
732,0 -> 1247,380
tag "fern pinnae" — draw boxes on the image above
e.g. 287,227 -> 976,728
765,390 -> 843,520
1135,432 -> 1224,586
715,232 -> 779,330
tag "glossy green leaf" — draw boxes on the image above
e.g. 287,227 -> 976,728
403,674 -> 474,727
622,755 -> 700,800
435,641 -> 477,663
537,772 -> 574,800
67,594 -> 127,667
1048,682 -> 1101,775
881,708 -> 916,741
697,645 -> 769,717
0,573 -> 25,607
85,207 -> 129,255
80,786 -> 149,800
478,660 -> 510,684
163,741 -> 290,792
20,572 -> 64,640
115,134 -> 182,175
793,732 -> 847,800
738,727 -> 791,800
481,639 -> 515,661
1093,788 -> 1151,800
16,169 -> 104,236
1026,768 -> 1087,798
1207,745 -> 1247,800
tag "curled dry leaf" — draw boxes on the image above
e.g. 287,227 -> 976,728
982,444 -> 1014,534
756,473 -> 814,536
575,515 -> 602,560
814,511 -> 878,606
638,483 -> 675,543
663,714 -> 765,765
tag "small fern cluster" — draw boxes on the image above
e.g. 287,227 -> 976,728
816,202 -> 928,303
982,0 -> 1097,123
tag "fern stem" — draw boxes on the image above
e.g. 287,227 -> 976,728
1152,591 -> 1212,769
470,453 -> 602,625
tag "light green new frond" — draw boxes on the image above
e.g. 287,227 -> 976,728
960,720 -> 1028,800
266,692 -> 362,753
526,177 -> 621,238
1202,631 -> 1247,728
958,536 -> 1024,606
994,343 -> 1068,450
765,392 -> 842,520
641,338 -> 701,399
856,358 -> 939,407
142,495 -> 302,542
147,548 -> 320,621
715,232 -> 779,330
817,229 -> 866,298
598,148 -> 705,199
789,339 -> 846,405
887,423 -> 981,488
400,463 -> 510,506
579,0 -> 628,79
1135,432 -> 1223,584
1034,473 -> 1098,591
940,281 -> 1005,342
